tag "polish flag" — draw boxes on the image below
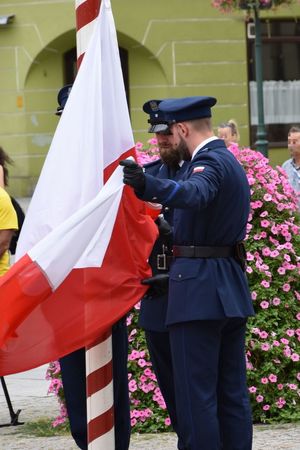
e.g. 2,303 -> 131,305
0,1 -> 156,376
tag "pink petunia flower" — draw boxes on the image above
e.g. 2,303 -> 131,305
249,386 -> 257,393
286,329 -> 295,337
251,291 -> 257,300
273,297 -> 281,306
164,417 -> 171,426
269,374 -> 277,383
282,283 -> 291,292
260,301 -> 269,309
260,331 -> 268,339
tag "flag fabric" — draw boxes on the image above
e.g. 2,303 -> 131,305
0,1 -> 157,376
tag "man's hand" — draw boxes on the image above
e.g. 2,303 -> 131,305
119,159 -> 145,192
141,273 -> 169,297
155,214 -> 173,244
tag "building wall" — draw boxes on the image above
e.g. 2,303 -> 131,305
0,0 -> 299,196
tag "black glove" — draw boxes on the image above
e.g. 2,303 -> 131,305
141,273 -> 169,297
119,159 -> 145,192
155,215 -> 173,245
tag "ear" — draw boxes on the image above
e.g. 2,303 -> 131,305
177,122 -> 189,138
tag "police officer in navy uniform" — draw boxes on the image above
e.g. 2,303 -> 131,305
121,96 -> 254,450
56,85 -> 130,450
139,100 -> 187,449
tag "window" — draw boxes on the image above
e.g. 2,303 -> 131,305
247,19 -> 300,147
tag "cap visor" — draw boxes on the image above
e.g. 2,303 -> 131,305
148,123 -> 169,133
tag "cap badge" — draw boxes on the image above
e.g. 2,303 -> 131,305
149,100 -> 159,112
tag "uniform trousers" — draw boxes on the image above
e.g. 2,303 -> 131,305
59,318 -> 130,450
145,330 -> 185,450
168,318 -> 253,450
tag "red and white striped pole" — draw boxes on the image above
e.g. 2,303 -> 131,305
75,1 -> 115,448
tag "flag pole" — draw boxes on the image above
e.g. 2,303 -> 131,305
75,1 -> 115,448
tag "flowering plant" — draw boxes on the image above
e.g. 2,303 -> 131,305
47,140 -> 299,428
46,361 -> 68,428
211,0 -> 295,13
127,302 -> 171,431
228,143 -> 300,422
135,138 -> 160,165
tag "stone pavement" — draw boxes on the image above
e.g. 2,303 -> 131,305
1,366 -> 300,449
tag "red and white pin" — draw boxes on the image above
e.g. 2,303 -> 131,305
193,166 -> 205,173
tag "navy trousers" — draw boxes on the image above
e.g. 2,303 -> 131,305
59,318 -> 130,450
145,330 -> 185,450
169,318 -> 253,450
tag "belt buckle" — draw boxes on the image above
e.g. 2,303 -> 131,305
157,254 -> 167,270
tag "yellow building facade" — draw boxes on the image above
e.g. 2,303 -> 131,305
0,0 -> 299,196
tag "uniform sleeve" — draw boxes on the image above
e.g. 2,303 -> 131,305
0,193 -> 18,231
140,153 -> 223,210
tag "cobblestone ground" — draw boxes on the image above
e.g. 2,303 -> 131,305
1,395 -> 300,449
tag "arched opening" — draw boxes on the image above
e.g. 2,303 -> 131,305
63,46 -> 130,108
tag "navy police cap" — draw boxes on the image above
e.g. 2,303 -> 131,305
55,84 -> 72,116
143,99 -> 170,133
159,96 -> 217,123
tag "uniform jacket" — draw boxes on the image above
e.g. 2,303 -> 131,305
138,159 -> 188,331
138,139 -> 255,325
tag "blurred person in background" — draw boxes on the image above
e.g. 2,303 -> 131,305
217,119 -> 240,148
0,186 -> 18,276
282,126 -> 300,212
0,146 -> 25,255
0,147 -> 14,189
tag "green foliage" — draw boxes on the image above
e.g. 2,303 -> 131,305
14,419 -> 70,437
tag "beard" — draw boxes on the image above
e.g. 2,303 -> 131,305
159,145 -> 182,168
177,136 -> 190,161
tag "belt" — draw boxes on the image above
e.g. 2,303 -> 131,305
173,245 -> 236,258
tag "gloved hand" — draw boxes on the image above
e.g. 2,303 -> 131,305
155,215 -> 173,240
141,273 -> 169,297
119,159 -> 145,192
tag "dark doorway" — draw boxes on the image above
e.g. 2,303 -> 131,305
63,46 -> 130,110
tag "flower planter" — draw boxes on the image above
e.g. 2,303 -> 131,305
239,1 -> 272,9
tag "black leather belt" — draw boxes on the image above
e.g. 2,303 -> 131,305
173,245 -> 235,258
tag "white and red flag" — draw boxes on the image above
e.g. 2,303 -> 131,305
0,0 -> 156,376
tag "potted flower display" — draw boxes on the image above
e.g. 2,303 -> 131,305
211,0 -> 295,13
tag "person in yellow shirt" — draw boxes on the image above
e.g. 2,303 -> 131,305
0,187 -> 18,276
